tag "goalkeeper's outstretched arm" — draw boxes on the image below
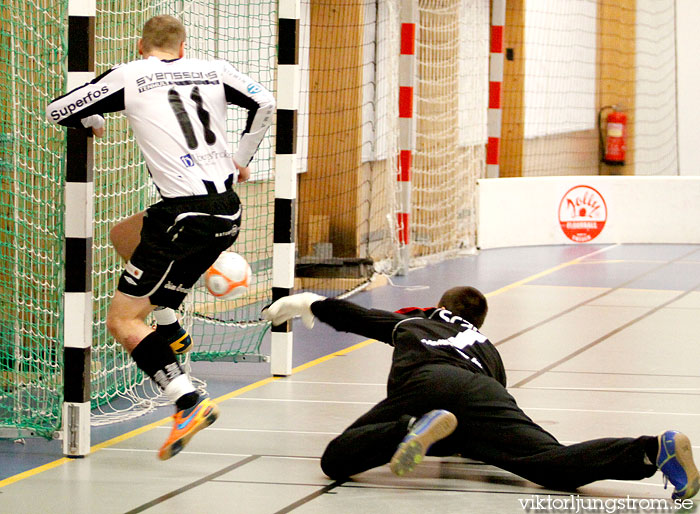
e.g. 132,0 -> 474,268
312,298 -> 408,345
262,293 -> 408,345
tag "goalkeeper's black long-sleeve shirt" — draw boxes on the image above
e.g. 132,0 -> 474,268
310,298 -> 506,392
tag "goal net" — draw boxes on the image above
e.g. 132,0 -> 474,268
0,0 -> 279,436
500,0 -> 678,177
294,0 -> 489,296
0,1 -> 66,438
1,0 -> 679,438
90,0 -> 278,423
411,0 -> 489,259
0,0 -> 492,436
294,0 -> 400,296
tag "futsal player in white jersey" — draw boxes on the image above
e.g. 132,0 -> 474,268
46,15 -> 275,459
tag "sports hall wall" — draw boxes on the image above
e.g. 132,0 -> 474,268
0,0 -> 696,437
676,0 -> 700,177
477,176 -> 700,249
477,0 -> 700,250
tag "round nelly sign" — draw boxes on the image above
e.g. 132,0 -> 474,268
558,185 -> 607,243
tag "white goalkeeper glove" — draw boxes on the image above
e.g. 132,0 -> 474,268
262,292 -> 326,329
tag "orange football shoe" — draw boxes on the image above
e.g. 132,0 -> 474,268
158,396 -> 219,460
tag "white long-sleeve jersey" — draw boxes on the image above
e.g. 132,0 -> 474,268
46,56 -> 275,198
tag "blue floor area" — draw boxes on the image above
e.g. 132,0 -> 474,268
2,243 -> 698,483
0,294 -> 385,481
0,321 -> 365,481
360,244 -> 612,308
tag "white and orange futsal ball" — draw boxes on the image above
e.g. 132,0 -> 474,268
204,252 -> 252,299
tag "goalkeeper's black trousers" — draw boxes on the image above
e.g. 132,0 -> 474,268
320,363 -> 658,489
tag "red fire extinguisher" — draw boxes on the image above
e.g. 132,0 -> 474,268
598,106 -> 626,165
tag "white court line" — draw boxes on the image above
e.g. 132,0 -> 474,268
101,448 -> 320,461
284,380 -> 386,386
246,381 -> 700,392
506,369 -> 700,377
604,479 -> 666,489
154,426 -> 339,435
578,259 -> 700,266
229,397 -> 700,416
253,380 -> 700,391
557,440 -> 700,451
523,386 -> 700,392
231,397 -> 376,405
137,429 -> 700,452
523,407 -> 700,416
102,447 -> 251,456
102,445 -> 700,458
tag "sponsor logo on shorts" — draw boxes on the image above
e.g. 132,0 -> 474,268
125,261 -> 143,279
215,225 -> 240,238
247,83 -> 262,94
164,281 -> 191,294
123,276 -> 137,286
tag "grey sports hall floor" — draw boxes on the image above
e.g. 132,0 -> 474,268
1,244 -> 699,513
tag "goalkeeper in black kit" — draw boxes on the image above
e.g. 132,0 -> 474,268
262,287 -> 699,500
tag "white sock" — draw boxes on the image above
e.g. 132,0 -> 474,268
153,307 -> 178,326
164,374 -> 196,404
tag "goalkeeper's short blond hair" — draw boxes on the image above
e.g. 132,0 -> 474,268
141,15 -> 185,53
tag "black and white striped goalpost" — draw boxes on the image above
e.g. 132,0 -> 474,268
61,2 -> 300,448
62,0 -> 96,457
271,0 -> 300,376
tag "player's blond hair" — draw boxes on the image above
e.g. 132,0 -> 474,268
141,15 -> 186,53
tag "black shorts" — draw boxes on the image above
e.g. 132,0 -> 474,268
117,190 -> 242,309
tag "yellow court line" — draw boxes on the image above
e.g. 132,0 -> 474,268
0,458 -> 70,489
485,244 -> 619,298
0,339 -> 376,489
290,338 -> 376,375
89,375 -> 285,454
0,244 -> 619,489
507,283 -> 691,296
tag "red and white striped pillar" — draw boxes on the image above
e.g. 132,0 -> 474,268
397,0 -> 417,275
487,0 -> 506,178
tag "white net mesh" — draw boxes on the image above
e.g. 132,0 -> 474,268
294,0 -> 488,283
0,0 -> 66,437
633,0 -> 678,175
505,0 -> 678,177
1,0 -> 682,436
411,0 -> 489,259
90,0 -> 277,425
